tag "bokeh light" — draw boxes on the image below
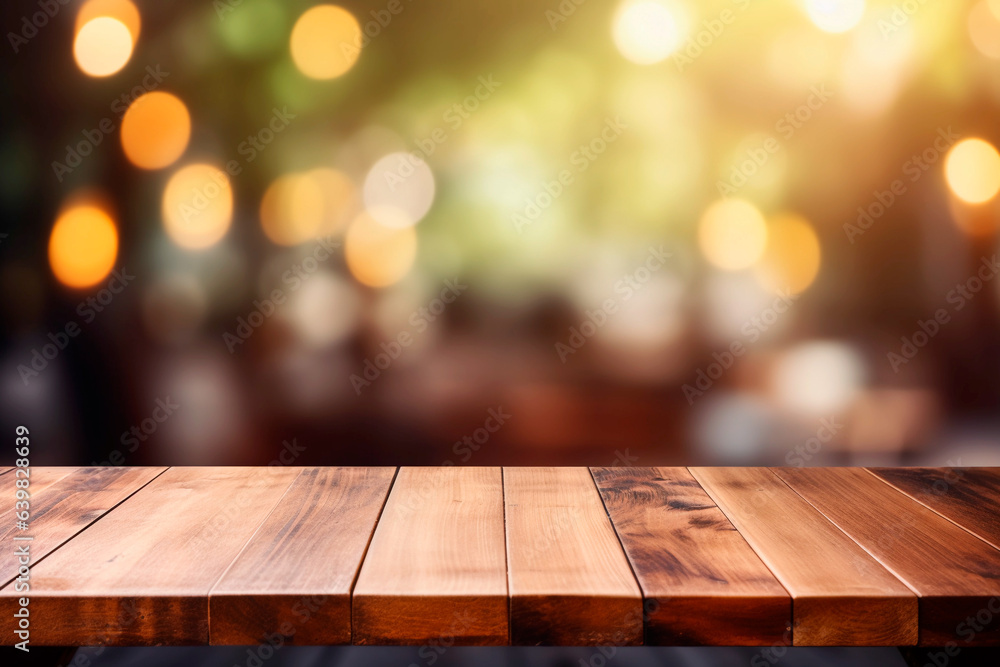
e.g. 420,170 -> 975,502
363,153 -> 436,228
260,172 -> 325,246
345,211 -> 418,287
772,341 -> 866,415
121,92 -> 191,170
49,205 -> 118,289
76,0 -> 141,40
73,17 -> 133,77
309,168 -> 360,234
290,5 -> 362,79
804,0 -> 866,34
697,199 -> 768,271
162,164 -> 233,250
945,138 -> 1000,204
969,2 -> 1000,59
612,0 -> 683,65
287,271 -> 360,347
755,214 -> 822,295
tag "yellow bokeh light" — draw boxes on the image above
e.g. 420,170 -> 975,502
345,211 -> 417,287
162,164 -> 233,250
74,17 -> 133,77
698,199 -> 768,271
76,0 -> 141,40
945,138 -> 1000,204
260,173 -> 325,246
612,0 -> 682,65
969,2 -> 1000,59
121,92 -> 191,170
261,169 -> 359,245
49,205 -> 118,289
755,214 -> 822,294
308,168 -> 360,234
290,5 -> 361,79
804,0 -> 866,34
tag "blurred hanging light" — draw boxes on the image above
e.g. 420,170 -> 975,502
755,214 -> 822,295
698,199 -> 768,271
612,0 -> 683,65
162,164 -> 233,250
363,153 -> 436,228
290,4 -> 362,79
76,0 -> 140,40
121,92 -> 191,169
945,138 -> 1000,205
345,211 -> 417,287
49,204 -> 118,288
968,2 -> 1000,59
74,16 -> 133,77
804,0 -> 866,34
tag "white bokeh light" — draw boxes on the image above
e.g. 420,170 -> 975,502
363,152 -> 436,228
613,0 -> 683,65
772,341 -> 867,415
804,0 -> 866,34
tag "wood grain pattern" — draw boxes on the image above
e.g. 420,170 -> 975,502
0,467 -> 165,585
505,467 -> 642,646
210,467 -> 395,645
690,467 -> 917,646
0,466 -> 300,646
773,467 -> 1000,647
592,467 -> 790,646
870,467 -> 1000,551
352,467 -> 508,646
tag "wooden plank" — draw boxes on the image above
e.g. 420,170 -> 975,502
690,467 -> 917,646
210,467 -> 395,645
352,467 -> 507,646
504,467 -> 642,646
0,467 -> 166,585
870,467 -> 1000,551
0,467 -> 79,572
773,467 -> 1000,647
0,466 -> 300,646
1,467 -> 78,503
592,467 -> 790,646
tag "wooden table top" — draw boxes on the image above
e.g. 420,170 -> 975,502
2,466 -> 999,648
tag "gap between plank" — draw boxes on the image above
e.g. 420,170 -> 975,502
586,466 -> 646,646
861,467 -> 1000,555
348,466 -> 400,645
1,466 -> 172,590
764,467 -> 922,600
684,467 -> 797,644
206,467 -> 308,644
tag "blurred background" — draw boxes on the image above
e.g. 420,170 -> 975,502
2,0 -> 1000,470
